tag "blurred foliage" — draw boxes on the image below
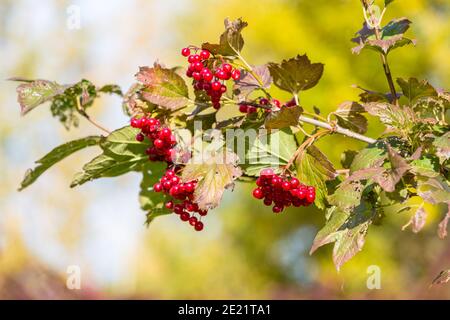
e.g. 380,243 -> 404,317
0,0 -> 449,299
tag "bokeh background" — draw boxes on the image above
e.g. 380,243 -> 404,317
0,0 -> 449,299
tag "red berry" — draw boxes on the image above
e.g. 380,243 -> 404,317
281,181 -> 291,191
184,182 -> 195,193
231,69 -> 241,80
181,47 -> 191,57
198,210 -> 208,216
193,72 -> 202,81
191,54 -> 201,62
247,106 -> 257,114
203,72 -> 213,82
260,98 -> 269,105
216,69 -> 227,80
187,55 -> 195,63
253,188 -> 264,199
260,168 -> 274,177
180,212 -> 190,221
174,204 -> 184,215
273,99 -> 281,108
222,63 -> 232,73
130,118 -> 140,128
194,221 -> 204,231
290,178 -> 300,188
153,183 -> 163,192
165,201 -> 174,209
189,216 -> 198,226
200,50 -> 210,60
272,205 -> 283,213
211,81 -> 221,91
239,104 -> 248,113
136,133 -> 145,142
154,139 -> 164,149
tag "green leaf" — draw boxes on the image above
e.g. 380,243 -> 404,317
311,203 -> 373,271
19,136 -> 101,190
15,79 -> 65,115
70,126 -> 148,187
233,64 -> 272,97
136,64 -> 189,110
201,18 -> 248,56
140,162 -> 171,225
296,145 -> 337,209
70,153 -> 146,187
364,102 -> 414,131
328,181 -> 364,212
265,106 -> 302,129
310,206 -> 351,254
181,148 -> 242,210
98,84 -> 123,96
397,77 -> 438,104
332,101 -> 368,134
243,128 -> 298,176
100,126 -> 147,158
13,78 -> 122,129
332,220 -> 370,271
410,156 -> 440,178
268,54 -> 324,94
350,144 -> 386,173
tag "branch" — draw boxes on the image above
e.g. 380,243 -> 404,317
76,98 -> 111,134
373,18 -> 398,105
298,115 -> 377,144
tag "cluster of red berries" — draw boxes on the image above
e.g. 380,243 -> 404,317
238,97 -> 296,114
131,117 -> 177,163
153,168 -> 207,231
181,47 -> 241,110
252,168 -> 316,213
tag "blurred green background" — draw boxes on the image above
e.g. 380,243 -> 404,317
0,0 -> 449,299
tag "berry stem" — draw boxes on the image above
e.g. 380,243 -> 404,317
283,130 -> 329,174
76,97 -> 111,134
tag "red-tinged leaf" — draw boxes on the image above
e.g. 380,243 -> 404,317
432,270 -> 450,285
265,106 -> 302,129
15,79 -> 65,115
438,206 -> 450,239
402,203 -> 427,233
332,101 -> 368,134
372,145 -> 410,192
417,178 -> 450,205
201,18 -> 248,56
268,54 -> 324,94
233,64 -> 272,97
333,221 -> 370,271
396,77 -> 438,104
136,64 -> 189,110
181,149 -> 242,210
352,18 -> 415,55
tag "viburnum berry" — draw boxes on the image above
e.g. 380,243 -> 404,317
155,167 -> 208,231
131,116 -> 177,164
181,47 -> 191,57
199,49 -> 210,60
252,168 -> 316,213
231,69 -> 241,80
181,46 -> 242,111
